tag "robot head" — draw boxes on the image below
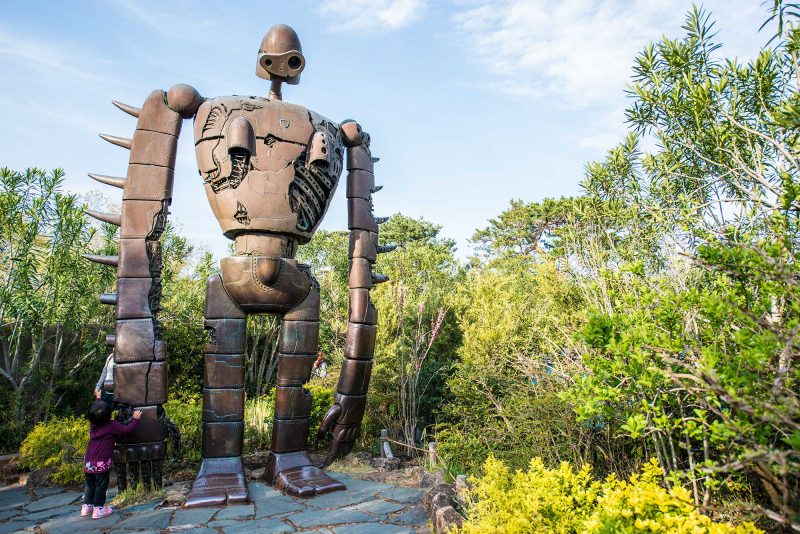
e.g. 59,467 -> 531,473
256,24 -> 305,85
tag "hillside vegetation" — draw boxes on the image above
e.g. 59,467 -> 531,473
5,4 -> 800,532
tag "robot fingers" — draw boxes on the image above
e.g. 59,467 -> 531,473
318,403 -> 342,437
320,426 -> 358,467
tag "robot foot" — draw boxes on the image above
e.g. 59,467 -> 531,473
184,457 -> 249,508
267,450 -> 345,497
276,465 -> 345,497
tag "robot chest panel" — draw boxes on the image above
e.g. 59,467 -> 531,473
193,96 -> 341,239
193,96 -> 313,162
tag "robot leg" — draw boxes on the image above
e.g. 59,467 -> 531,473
265,280 -> 345,497
184,274 -> 248,507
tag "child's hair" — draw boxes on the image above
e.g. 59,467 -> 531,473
87,399 -> 112,425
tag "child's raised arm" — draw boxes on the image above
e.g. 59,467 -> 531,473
109,410 -> 142,435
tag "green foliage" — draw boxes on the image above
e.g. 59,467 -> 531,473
301,215 -> 463,451
19,416 -> 88,485
460,457 -> 762,533
244,395 -> 273,453
0,168 -> 116,444
307,383 -> 336,436
160,248 -> 210,399
559,6 -> 800,526
0,417 -> 25,456
471,197 -> 578,260
243,384 -> 335,452
164,398 -> 202,463
439,6 -> 800,529
438,261 -> 587,473
52,462 -> 85,486
165,384 -> 335,463
566,263 -> 800,515
297,230 -> 350,358
368,215 -> 462,447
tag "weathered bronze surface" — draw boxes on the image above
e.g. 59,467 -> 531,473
85,24 -> 391,506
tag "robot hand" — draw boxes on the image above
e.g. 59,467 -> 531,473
318,393 -> 367,465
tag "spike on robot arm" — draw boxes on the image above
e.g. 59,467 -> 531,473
318,120 -> 393,466
84,83 -> 203,490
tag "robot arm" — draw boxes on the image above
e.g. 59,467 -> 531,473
83,84 -> 203,489
318,120 -> 394,465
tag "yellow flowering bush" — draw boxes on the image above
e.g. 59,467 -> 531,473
19,416 -> 89,485
460,457 -> 762,534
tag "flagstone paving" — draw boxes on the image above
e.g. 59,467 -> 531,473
0,472 -> 430,533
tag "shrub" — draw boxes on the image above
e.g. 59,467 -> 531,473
439,263 -> 588,476
244,384 -> 335,453
460,457 -> 763,534
166,384 -> 336,461
164,398 -> 202,463
0,420 -> 26,455
307,383 -> 335,447
244,395 -> 273,453
19,416 -> 88,485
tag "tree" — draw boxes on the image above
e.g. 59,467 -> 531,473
297,230 -> 350,358
471,197 -> 575,260
437,257 -> 589,473
0,168 -> 115,443
369,215 -> 462,451
300,215 -> 463,451
563,7 -> 800,527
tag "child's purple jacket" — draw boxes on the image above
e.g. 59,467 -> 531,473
84,419 -> 139,473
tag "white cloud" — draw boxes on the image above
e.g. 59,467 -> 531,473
112,0 -> 217,40
0,27 -> 113,85
450,0 -> 767,107
319,0 -> 427,31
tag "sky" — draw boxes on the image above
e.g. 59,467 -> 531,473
0,0 -> 772,261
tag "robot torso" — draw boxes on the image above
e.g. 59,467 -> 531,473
193,96 -> 345,243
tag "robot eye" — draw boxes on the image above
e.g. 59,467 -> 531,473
264,58 -> 273,67
288,55 -> 302,69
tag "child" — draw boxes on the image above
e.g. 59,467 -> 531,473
81,400 -> 141,519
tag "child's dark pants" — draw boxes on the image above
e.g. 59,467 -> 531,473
83,471 -> 110,506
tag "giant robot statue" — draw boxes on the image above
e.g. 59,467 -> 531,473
83,24 -> 391,507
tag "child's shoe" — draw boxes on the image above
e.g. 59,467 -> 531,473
80,504 -> 93,517
92,506 -> 113,519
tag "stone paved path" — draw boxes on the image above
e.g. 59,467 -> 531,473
0,472 -> 430,533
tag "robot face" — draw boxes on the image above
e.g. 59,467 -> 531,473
256,24 -> 305,85
257,50 -> 305,83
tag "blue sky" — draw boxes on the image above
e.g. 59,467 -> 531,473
0,0 -> 769,260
